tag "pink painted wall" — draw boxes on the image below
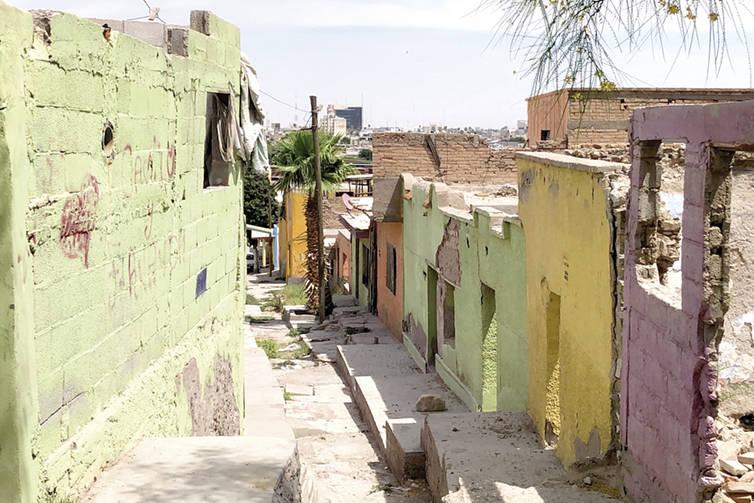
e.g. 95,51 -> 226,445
622,102 -> 754,503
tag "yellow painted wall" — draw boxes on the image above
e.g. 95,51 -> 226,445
517,154 -> 616,467
283,191 -> 308,280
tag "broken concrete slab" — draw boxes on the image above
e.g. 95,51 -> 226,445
422,413 -> 619,502
739,452 -> 754,465
722,458 -> 751,477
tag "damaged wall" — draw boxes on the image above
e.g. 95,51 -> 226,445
517,152 -> 628,468
401,174 -> 527,412
0,6 -> 245,501
373,132 -> 518,184
622,102 -> 754,503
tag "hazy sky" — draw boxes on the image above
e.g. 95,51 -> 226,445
10,0 -> 754,128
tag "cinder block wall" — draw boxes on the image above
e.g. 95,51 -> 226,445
622,102 -> 754,503
0,5 -> 245,501
373,133 -> 517,184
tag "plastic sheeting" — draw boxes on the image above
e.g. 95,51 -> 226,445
239,54 -> 269,173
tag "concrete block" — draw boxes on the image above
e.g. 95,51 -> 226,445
385,418 -> 424,483
123,21 -> 167,49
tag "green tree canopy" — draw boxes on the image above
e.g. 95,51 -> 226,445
243,168 -> 278,228
272,131 -> 354,193
358,148 -> 373,161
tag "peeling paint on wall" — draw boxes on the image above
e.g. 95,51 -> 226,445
179,356 -> 240,436
435,219 -> 461,287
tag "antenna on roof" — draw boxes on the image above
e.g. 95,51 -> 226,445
127,0 -> 166,24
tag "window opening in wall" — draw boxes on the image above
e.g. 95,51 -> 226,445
540,129 -> 551,141
426,267 -> 439,367
439,279 -> 456,349
386,243 -> 397,294
203,92 -> 232,188
481,283 -> 498,412
545,291 -> 561,447
361,243 -> 370,286
633,140 -> 685,305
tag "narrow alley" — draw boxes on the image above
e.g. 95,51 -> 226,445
246,274 -> 619,503
3,2 -> 754,503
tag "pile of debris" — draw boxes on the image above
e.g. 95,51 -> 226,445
717,414 -> 754,503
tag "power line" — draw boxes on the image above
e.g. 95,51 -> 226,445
259,90 -> 312,114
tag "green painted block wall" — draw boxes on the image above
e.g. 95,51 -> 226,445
401,176 -> 528,412
1,5 -> 246,501
1,5 -> 39,503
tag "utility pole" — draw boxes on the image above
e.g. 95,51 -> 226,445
310,95 -> 326,323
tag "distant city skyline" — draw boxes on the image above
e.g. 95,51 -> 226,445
11,0 -> 754,129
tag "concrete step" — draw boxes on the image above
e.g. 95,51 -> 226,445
85,436 -> 285,502
86,320 -> 296,502
421,412 -> 619,502
335,344 -> 420,388
350,373 -> 466,483
332,295 -> 358,307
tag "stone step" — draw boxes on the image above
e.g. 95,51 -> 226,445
421,412 -> 619,502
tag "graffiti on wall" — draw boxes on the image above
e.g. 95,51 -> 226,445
125,140 -> 177,189
110,229 -> 186,299
59,175 -> 100,267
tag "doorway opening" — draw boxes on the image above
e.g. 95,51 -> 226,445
545,291 -> 561,447
426,267 -> 438,367
481,283 -> 498,412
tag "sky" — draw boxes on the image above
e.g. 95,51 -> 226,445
10,0 -> 754,129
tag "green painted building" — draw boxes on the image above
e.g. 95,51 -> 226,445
0,5 -> 247,501
401,174 -> 528,413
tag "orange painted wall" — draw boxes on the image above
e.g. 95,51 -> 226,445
376,222 -> 403,340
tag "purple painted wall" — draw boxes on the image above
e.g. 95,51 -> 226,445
621,102 -> 754,503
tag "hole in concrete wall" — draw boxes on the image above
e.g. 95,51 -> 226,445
102,121 -> 114,159
481,283 -> 498,412
541,129 -> 552,141
545,291 -> 561,447
633,140 -> 684,305
203,92 -> 231,188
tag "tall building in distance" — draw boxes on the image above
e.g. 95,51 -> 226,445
332,105 -> 363,131
324,105 -> 348,135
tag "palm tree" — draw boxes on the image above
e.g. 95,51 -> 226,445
273,130 -> 354,312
